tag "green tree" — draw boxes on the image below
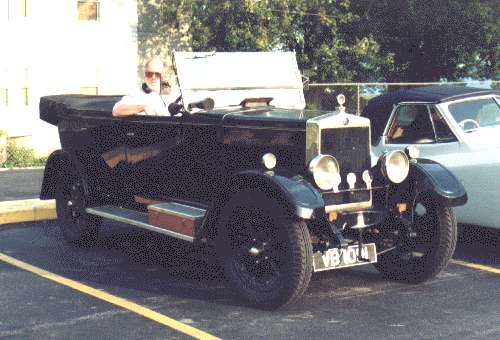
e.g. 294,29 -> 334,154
353,0 -> 499,81
160,0 -> 391,82
159,0 -> 498,82
276,0 -> 392,82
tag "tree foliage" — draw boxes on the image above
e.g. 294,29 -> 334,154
160,0 -> 391,82
159,0 -> 498,82
353,0 -> 499,81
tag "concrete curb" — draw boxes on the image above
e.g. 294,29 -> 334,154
0,166 -> 46,172
0,199 -> 56,225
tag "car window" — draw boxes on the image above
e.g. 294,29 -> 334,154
429,106 -> 457,142
448,97 -> 500,130
387,105 -> 435,144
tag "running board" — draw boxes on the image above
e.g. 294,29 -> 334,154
85,202 -> 206,243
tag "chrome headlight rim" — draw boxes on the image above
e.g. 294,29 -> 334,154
380,150 -> 410,184
308,154 -> 340,191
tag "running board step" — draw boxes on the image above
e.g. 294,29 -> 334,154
85,202 -> 207,242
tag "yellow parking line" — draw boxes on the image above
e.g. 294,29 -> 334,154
0,252 -> 220,340
450,259 -> 500,275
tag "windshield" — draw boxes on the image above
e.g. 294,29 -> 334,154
173,52 -> 305,112
448,97 -> 500,131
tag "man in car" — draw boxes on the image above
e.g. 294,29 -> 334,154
112,56 -> 180,117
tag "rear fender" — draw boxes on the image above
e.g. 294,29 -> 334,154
40,149 -> 112,205
40,150 -> 86,199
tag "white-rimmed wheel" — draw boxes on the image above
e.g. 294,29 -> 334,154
374,194 -> 457,283
55,167 -> 100,246
218,190 -> 312,310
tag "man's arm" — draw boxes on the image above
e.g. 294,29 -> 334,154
112,104 -> 146,117
112,103 -> 157,117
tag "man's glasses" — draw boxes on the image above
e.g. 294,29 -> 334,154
145,71 -> 162,79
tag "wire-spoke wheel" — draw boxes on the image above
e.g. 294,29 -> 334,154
55,168 -> 100,246
374,194 -> 457,283
218,190 -> 312,310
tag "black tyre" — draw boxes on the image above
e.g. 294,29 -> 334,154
218,190 -> 313,310
374,194 -> 457,283
55,167 -> 100,246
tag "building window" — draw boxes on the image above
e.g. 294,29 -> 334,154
78,1 -> 99,21
0,89 -> 7,107
21,87 -> 28,106
80,86 -> 98,95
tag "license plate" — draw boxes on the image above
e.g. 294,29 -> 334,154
312,243 -> 377,272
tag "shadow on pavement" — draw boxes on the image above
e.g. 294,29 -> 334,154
454,224 -> 499,266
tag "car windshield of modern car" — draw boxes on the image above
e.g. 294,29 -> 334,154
447,97 -> 500,132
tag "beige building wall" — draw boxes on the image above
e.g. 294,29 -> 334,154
0,0 -> 191,157
0,0 -> 139,156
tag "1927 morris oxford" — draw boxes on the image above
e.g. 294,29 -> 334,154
39,52 -> 467,309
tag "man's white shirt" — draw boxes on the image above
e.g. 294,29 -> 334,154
113,86 -> 181,116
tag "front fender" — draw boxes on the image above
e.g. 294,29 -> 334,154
224,170 -> 324,219
198,170 -> 324,245
409,159 -> 467,207
373,158 -> 467,226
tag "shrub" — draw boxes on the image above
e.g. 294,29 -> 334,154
0,130 -> 7,166
2,139 -> 47,168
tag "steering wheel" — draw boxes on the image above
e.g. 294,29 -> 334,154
458,118 -> 480,131
168,95 -> 186,116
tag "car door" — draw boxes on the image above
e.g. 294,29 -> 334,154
375,103 -> 461,160
124,112 -> 223,205
374,102 -> 500,228
434,98 -> 500,228
117,114 -> 184,204
446,145 -> 500,228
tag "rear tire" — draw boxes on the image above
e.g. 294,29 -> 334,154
55,167 -> 100,246
374,194 -> 457,283
218,190 -> 313,309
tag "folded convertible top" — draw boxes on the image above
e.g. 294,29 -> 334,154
40,95 -> 122,126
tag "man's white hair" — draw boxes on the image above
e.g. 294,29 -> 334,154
144,56 -> 164,70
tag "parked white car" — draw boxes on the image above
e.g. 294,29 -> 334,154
362,85 -> 500,229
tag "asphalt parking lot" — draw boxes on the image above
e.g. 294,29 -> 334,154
0,219 -> 498,339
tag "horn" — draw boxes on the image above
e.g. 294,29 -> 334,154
187,97 -> 214,111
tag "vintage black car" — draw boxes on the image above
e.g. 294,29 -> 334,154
39,52 -> 467,309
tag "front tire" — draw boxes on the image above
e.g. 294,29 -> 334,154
218,190 -> 313,309
55,167 -> 100,246
374,194 -> 457,283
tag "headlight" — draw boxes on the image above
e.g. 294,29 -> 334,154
261,153 -> 277,170
380,150 -> 409,184
309,155 -> 340,190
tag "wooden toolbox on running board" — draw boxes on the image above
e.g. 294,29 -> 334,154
147,202 -> 206,237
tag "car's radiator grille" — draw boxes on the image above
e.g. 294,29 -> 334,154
320,127 -> 370,176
